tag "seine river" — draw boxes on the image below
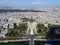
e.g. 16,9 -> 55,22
0,41 -> 60,45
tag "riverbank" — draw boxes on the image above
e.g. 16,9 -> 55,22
0,39 -> 60,43
0,39 -> 29,43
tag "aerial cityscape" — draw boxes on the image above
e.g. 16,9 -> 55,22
0,0 -> 60,45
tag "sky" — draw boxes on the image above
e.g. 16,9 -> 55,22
0,0 -> 60,8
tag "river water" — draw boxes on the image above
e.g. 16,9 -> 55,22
0,41 -> 60,45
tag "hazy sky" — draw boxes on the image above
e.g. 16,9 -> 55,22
0,0 -> 60,8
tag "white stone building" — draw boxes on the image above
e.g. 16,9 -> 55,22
27,21 -> 37,35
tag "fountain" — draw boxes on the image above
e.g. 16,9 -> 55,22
24,21 -> 39,45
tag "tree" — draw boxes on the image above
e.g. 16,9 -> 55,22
21,17 -> 30,22
36,23 -> 49,36
7,23 -> 27,37
36,23 -> 45,32
21,17 -> 35,22
8,29 -> 18,37
19,23 -> 27,33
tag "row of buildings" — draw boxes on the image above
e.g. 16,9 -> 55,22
0,8 -> 60,38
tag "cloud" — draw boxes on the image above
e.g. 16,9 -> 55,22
32,2 -> 44,5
